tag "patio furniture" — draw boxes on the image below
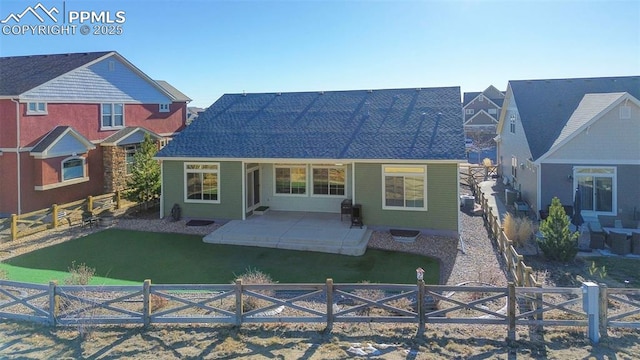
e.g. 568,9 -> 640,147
588,222 -> 605,249
608,231 -> 630,255
632,232 -> 640,255
351,204 -> 362,228
514,201 -> 529,217
81,211 -> 98,228
341,199 -> 352,221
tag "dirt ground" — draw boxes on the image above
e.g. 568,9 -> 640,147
1,320 -> 639,359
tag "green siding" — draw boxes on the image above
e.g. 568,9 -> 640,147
162,160 -> 244,219
354,163 -> 458,231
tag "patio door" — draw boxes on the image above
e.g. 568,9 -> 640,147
574,167 -> 616,217
246,167 -> 261,211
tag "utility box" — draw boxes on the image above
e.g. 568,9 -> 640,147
581,281 -> 600,343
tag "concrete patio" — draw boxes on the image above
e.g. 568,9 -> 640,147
203,211 -> 372,256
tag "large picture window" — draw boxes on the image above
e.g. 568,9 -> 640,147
312,166 -> 345,196
575,167 -> 616,216
101,103 -> 124,129
185,163 -> 219,202
382,165 -> 426,210
62,157 -> 85,181
275,165 -> 306,195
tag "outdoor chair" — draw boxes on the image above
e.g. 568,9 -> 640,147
632,232 -> 640,255
609,231 -> 630,255
82,211 -> 98,228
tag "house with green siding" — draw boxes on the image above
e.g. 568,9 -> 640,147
155,87 -> 466,237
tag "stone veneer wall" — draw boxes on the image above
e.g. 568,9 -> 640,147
103,146 -> 129,193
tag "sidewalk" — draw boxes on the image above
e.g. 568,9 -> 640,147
479,180 -> 509,226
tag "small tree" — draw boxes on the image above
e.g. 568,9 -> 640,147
537,197 -> 578,261
126,134 -> 161,209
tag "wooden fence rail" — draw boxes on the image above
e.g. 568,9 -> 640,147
2,191 -> 134,241
2,279 -> 638,340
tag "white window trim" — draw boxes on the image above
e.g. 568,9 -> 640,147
26,101 -> 47,115
184,162 -> 221,204
573,166 -> 617,217
465,108 -> 474,115
273,164 -> 308,197
100,103 -> 125,130
619,105 -> 631,119
35,176 -> 89,191
488,108 -> 497,115
381,164 -> 428,211
159,103 -> 170,113
478,94 -> 484,102
310,165 -> 347,198
509,114 -> 516,134
61,156 -> 86,182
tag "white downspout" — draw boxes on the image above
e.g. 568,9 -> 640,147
351,162 -> 356,204
159,160 -> 164,218
11,99 -> 21,214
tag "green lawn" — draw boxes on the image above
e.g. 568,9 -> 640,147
1,229 -> 439,285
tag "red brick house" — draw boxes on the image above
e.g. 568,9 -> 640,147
0,51 -> 190,216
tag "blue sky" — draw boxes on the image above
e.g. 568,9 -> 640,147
1,0 -> 639,108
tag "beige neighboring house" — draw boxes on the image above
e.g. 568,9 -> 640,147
462,85 -> 505,138
495,76 -> 640,225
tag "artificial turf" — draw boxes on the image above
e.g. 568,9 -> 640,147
1,229 -> 439,285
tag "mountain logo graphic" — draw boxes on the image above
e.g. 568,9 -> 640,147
1,2 -> 59,24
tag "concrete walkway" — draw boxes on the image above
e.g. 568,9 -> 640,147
203,211 -> 372,256
479,180 -> 509,226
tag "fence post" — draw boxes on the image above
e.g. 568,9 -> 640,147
325,278 -> 334,332
11,214 -> 17,241
235,279 -> 243,326
143,279 -> 151,328
52,204 -> 59,228
48,280 -> 58,326
87,196 -> 94,212
115,191 -> 122,209
598,283 -> 608,340
417,279 -> 425,335
507,282 -> 516,341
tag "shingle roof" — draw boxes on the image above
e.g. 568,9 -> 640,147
155,80 -> 192,102
157,87 -> 465,160
0,51 -> 112,95
101,127 -> 162,146
510,76 -> 640,160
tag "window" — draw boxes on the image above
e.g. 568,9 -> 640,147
27,102 -> 47,115
488,108 -> 497,115
124,144 -> 139,175
312,166 -> 346,196
101,103 -> 124,129
62,157 -> 84,181
159,103 -> 170,113
575,167 -> 616,215
185,163 -> 219,202
511,156 -> 517,178
382,165 -> 426,210
509,114 -> 516,133
465,109 -> 474,115
478,95 -> 484,102
275,165 -> 307,195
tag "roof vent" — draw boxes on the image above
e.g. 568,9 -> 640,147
242,90 -> 247,97
319,91 -> 324,95
416,88 -> 422,91
367,89 -> 373,93
277,92 -> 281,96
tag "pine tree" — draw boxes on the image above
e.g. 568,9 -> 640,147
537,197 -> 579,261
126,134 -> 161,209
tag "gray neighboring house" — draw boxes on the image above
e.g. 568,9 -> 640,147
496,76 -> 640,224
156,87 -> 466,236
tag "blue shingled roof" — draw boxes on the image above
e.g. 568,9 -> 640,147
0,51 -> 112,95
157,87 -> 465,160
510,76 -> 640,160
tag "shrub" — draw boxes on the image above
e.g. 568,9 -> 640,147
64,261 -> 95,285
234,267 -> 276,312
502,213 -> 535,247
537,197 -> 578,262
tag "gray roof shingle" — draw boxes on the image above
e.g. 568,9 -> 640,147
157,87 -> 465,161
510,76 -> 640,160
0,51 -> 111,95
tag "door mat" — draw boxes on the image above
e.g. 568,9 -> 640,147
186,220 -> 215,227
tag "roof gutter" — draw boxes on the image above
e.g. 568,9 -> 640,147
11,98 -> 21,214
